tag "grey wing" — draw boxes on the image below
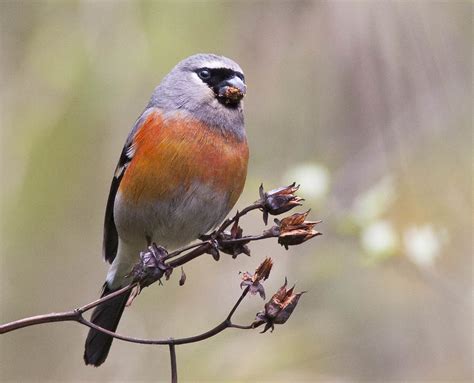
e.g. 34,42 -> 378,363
102,109 -> 152,263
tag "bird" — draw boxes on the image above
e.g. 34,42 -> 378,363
84,54 -> 248,366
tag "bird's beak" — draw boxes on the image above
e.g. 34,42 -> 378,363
217,76 -> 246,104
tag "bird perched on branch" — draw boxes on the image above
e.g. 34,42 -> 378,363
84,54 -> 248,366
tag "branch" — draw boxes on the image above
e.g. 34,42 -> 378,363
0,284 -> 136,334
79,288 -> 252,346
1,285 -> 252,346
169,343 -> 177,383
0,182 -> 321,382
216,203 -> 263,234
0,182 -> 319,338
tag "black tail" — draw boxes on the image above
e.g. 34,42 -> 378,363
84,284 -> 131,366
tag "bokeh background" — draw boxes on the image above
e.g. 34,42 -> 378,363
1,1 -> 472,382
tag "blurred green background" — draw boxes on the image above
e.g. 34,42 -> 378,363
0,1 -> 472,382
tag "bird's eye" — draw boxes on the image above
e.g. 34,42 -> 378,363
198,69 -> 211,80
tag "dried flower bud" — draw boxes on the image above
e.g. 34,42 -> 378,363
254,257 -> 273,281
252,278 -> 305,333
259,183 -> 304,224
217,219 -> 251,258
276,210 -> 322,249
240,257 -> 274,299
179,267 -> 186,286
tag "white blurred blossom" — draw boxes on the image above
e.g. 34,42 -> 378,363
283,163 -> 330,202
352,176 -> 396,225
361,220 -> 398,259
403,225 -> 446,267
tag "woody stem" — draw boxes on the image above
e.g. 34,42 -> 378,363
169,343 -> 177,383
216,203 -> 263,234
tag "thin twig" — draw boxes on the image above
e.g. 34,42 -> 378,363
0,311 -> 79,333
78,287 -> 251,345
229,323 -> 254,330
164,241 -> 210,261
216,203 -> 262,234
0,284 -> 137,334
169,343 -> 177,383
226,286 -> 250,320
220,231 -> 277,246
165,232 -> 276,268
2,286 -> 252,347
165,232 -> 277,272
78,284 -> 136,313
167,242 -> 212,269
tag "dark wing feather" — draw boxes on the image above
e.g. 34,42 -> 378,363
102,109 -> 153,263
102,146 -> 130,263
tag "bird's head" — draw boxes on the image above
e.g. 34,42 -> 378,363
151,54 -> 246,132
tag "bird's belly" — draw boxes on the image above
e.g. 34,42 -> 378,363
114,182 -> 231,250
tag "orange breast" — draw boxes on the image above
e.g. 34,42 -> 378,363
119,110 -> 249,208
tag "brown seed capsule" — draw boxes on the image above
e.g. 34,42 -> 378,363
252,278 -> 306,333
259,183 -> 304,224
276,210 -> 322,249
240,258 -> 274,299
217,219 -> 251,258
